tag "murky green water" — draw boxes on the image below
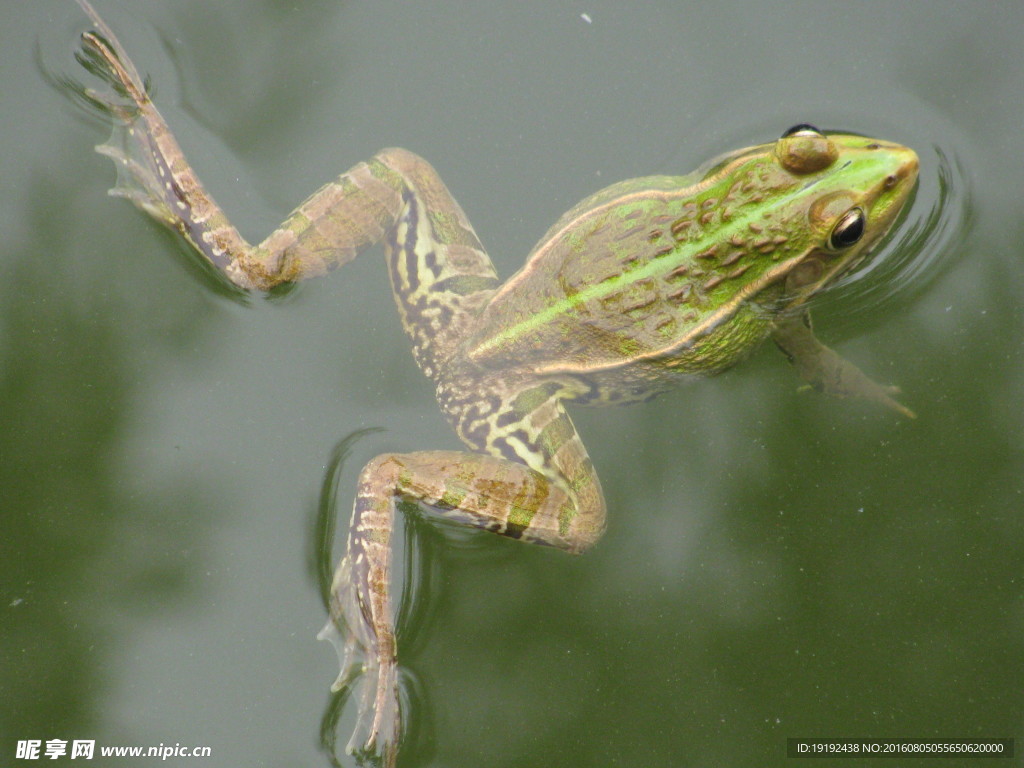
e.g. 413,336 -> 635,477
4,2 -> 1022,766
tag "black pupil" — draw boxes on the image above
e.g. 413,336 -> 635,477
832,211 -> 865,248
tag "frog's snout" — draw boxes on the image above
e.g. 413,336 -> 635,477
896,148 -> 920,185
872,145 -> 918,212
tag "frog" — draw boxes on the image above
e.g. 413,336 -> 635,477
69,1 -> 919,762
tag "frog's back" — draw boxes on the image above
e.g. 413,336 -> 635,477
465,171 -> 778,381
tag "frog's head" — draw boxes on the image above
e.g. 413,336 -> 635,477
768,124 -> 919,310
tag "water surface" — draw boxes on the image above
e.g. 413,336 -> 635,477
4,2 -> 1023,766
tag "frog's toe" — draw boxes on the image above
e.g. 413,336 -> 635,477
316,617 -> 361,692
851,378 -> 915,419
319,555 -> 402,764
356,661 -> 401,756
875,386 -> 917,420
318,618 -> 402,763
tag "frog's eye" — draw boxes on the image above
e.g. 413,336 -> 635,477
776,125 -> 837,174
827,207 -> 866,250
781,123 -> 823,139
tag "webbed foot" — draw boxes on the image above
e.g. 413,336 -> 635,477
773,313 -> 916,419
797,376 -> 916,419
318,554 -> 401,767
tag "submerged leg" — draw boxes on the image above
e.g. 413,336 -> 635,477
772,311 -> 915,418
321,390 -> 606,759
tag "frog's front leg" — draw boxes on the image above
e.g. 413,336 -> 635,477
772,311 -> 915,418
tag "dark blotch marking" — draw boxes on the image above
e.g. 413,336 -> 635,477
493,429 -> 534,465
495,409 -> 522,429
503,520 -> 527,539
424,249 -> 440,276
400,188 -> 420,293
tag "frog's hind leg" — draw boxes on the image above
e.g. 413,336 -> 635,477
72,3 -> 502,304
71,0 -> 260,280
371,147 -> 503,378
323,387 -> 606,760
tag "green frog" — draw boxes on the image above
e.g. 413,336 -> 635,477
70,1 -> 918,762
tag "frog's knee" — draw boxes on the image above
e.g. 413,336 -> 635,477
375,147 -> 433,177
566,518 -> 606,554
356,453 -> 406,485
